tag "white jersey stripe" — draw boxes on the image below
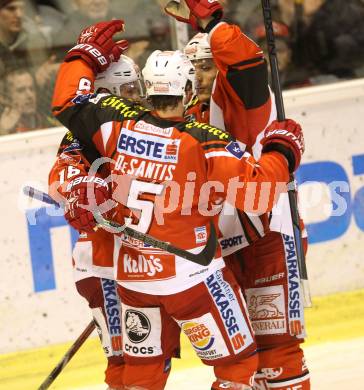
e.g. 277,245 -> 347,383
100,121 -> 113,152
204,151 -> 234,159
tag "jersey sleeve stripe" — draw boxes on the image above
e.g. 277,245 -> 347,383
230,56 -> 265,69
202,142 -> 230,151
101,121 -> 113,151
204,151 -> 234,159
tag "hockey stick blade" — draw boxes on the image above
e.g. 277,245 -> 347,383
38,321 -> 95,390
23,186 -> 218,266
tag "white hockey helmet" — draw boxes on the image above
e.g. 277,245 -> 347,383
184,33 -> 212,61
142,50 -> 195,98
94,55 -> 144,98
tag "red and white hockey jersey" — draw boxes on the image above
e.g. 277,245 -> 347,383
50,58 -> 290,295
204,22 -> 304,252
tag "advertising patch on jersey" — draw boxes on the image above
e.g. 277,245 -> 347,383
219,235 -> 243,251
245,285 -> 286,335
117,128 -> 180,163
177,313 -> 229,361
225,141 -> 245,160
194,226 -> 207,244
101,279 -> 123,355
134,120 -> 173,138
72,93 -> 95,105
282,234 -> 306,338
122,304 -> 162,357
92,307 -> 116,357
116,245 -> 176,281
205,270 -> 254,354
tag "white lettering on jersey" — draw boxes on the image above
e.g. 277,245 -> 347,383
134,120 -> 174,138
114,156 -> 176,181
117,128 -> 180,163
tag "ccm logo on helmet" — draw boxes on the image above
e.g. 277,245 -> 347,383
69,43 -> 108,66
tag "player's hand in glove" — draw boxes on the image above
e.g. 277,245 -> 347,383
164,0 -> 223,31
261,119 -> 305,173
64,20 -> 128,74
64,176 -> 111,232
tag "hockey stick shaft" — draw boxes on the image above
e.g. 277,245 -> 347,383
261,0 -> 312,307
23,186 -> 217,266
38,320 -> 95,390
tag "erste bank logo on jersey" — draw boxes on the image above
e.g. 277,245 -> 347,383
118,128 -> 180,163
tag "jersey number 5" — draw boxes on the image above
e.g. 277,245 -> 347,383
125,179 -> 164,233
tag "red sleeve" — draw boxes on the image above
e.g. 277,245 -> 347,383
208,22 -> 275,153
52,60 -> 95,117
194,125 -> 289,214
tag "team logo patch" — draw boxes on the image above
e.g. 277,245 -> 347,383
225,141 -> 245,159
125,309 -> 151,343
72,93 -> 95,104
245,286 -> 286,335
117,128 -> 180,163
194,226 -> 207,243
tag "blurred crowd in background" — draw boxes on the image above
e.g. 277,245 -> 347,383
1,0 -> 364,135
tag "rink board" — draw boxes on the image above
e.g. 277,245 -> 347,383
0,79 -> 364,353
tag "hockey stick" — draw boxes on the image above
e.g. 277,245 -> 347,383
23,185 -> 217,266
38,320 -> 95,390
260,0 -> 312,307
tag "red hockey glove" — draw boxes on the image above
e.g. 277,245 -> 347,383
64,20 -> 128,74
64,176 -> 110,232
164,0 -> 223,30
261,119 -> 305,173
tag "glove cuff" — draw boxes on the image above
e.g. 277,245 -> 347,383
262,142 -> 296,173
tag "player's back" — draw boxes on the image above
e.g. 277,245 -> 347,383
105,108 -> 233,294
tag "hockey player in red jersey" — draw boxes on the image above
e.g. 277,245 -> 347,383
49,53 -> 144,390
165,1 -> 310,389
50,16 -> 305,389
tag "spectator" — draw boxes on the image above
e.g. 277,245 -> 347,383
0,0 -> 60,119
136,18 -> 172,67
0,68 -> 55,135
0,0 -> 50,74
253,21 -> 313,89
299,0 -> 364,78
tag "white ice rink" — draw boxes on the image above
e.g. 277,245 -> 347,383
79,337 -> 364,390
